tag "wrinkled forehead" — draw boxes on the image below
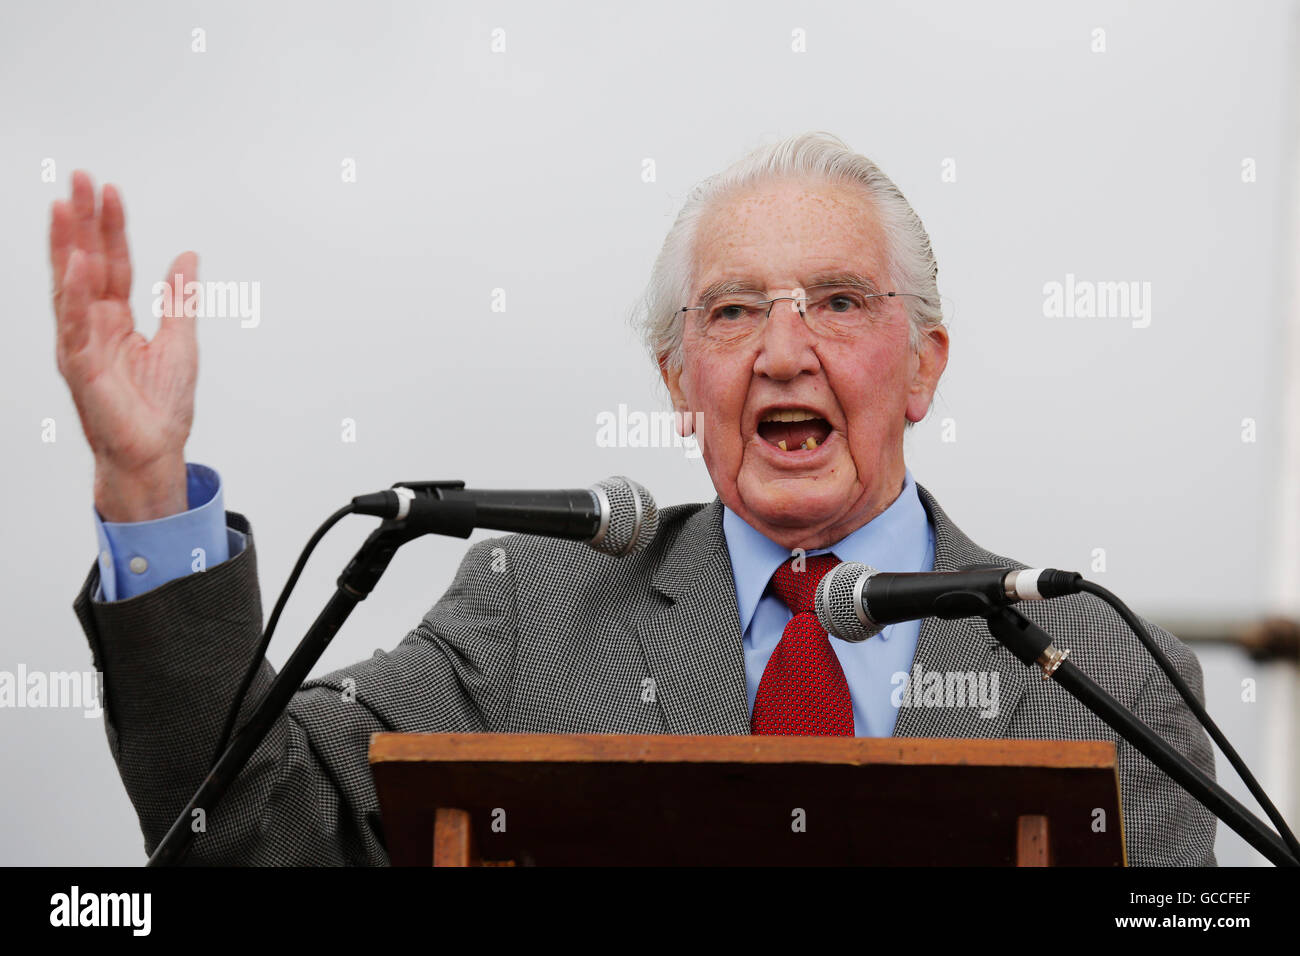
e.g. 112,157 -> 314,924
689,178 -> 889,299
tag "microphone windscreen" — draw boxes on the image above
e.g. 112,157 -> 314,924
589,476 -> 658,557
816,561 -> 884,643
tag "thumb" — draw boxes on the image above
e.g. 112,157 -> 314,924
156,252 -> 198,345
158,251 -> 199,323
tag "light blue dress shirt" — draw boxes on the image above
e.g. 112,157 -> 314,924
722,468 -> 936,737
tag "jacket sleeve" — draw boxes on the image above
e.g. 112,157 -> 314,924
1117,625 -> 1218,866
73,511 -> 519,865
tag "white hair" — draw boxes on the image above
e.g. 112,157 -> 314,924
635,131 -> 943,372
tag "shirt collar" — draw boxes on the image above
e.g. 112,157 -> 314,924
722,468 -> 932,639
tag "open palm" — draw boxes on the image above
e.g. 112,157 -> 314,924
50,171 -> 197,519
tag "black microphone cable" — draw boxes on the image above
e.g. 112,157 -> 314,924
1077,578 -> 1300,863
209,502 -> 356,768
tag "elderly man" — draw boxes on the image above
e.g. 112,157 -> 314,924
54,132 -> 1216,866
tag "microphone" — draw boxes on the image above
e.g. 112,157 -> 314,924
815,562 -> 1083,642
350,476 -> 658,557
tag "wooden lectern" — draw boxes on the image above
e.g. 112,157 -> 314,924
369,733 -> 1125,866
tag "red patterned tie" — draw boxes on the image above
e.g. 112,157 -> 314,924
751,553 -> 854,736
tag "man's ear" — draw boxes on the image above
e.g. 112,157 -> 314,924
905,324 -> 949,423
658,353 -> 693,437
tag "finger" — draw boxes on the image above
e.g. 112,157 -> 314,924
57,249 -> 93,357
70,170 -> 103,258
49,199 -> 75,296
157,251 -> 199,340
100,184 -> 132,301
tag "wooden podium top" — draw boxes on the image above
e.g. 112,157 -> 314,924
371,732 -> 1118,767
370,733 -> 1125,866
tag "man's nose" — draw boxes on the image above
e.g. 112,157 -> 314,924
754,298 -> 820,380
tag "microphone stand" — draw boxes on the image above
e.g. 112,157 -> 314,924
980,601 -> 1298,867
147,489 -> 476,866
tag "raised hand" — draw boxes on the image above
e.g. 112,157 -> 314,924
51,171 -> 198,522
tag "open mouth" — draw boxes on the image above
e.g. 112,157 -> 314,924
756,409 -> 833,452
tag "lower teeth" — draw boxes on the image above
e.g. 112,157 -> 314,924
776,437 -> 820,451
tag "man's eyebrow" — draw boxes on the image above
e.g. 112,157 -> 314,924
802,271 -> 885,293
692,277 -> 765,305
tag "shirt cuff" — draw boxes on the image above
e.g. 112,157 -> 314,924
92,463 -> 242,602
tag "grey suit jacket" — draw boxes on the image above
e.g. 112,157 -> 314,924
73,483 -> 1217,865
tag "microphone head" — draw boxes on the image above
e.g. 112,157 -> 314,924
816,561 -> 884,643
588,476 -> 658,557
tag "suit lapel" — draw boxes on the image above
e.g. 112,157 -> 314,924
635,500 -> 752,735
892,615 -> 1027,739
891,484 -> 1028,739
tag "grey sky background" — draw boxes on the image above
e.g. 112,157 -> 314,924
1,0 -> 1295,865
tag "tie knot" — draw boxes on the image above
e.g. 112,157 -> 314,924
768,553 -> 841,617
